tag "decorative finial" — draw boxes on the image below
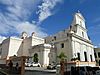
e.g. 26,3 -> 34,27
78,10 -> 80,13
32,32 -> 35,36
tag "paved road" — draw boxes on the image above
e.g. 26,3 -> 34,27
25,70 -> 56,75
25,67 -> 56,75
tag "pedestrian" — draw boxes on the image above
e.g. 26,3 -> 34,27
71,66 -> 75,75
16,62 -> 19,70
75,67 -> 80,75
8,60 -> 13,73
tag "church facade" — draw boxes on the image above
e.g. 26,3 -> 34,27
45,11 -> 96,66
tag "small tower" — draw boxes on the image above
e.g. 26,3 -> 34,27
21,32 -> 28,39
71,10 -> 86,28
31,32 -> 35,37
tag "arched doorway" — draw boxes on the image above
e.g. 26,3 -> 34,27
33,53 -> 39,63
99,60 -> 100,66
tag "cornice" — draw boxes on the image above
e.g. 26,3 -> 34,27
70,33 -> 93,45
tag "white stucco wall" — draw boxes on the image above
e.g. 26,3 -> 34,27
29,44 -> 52,67
72,13 -> 86,29
32,36 -> 44,46
18,36 -> 44,56
43,49 -> 50,66
8,37 -> 22,57
1,38 -> 10,59
72,36 -> 95,62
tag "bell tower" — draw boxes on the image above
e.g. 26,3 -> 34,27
70,11 -> 90,40
72,10 -> 86,28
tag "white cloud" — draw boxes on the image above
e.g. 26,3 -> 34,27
37,0 -> 62,23
0,0 -> 42,35
94,44 -> 100,48
0,0 -> 62,40
16,22 -> 48,37
0,36 -> 6,43
94,46 -> 98,48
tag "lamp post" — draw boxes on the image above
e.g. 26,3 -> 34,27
21,56 -> 26,75
60,60 -> 64,75
57,52 -> 67,75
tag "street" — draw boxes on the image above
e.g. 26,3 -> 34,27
24,67 -> 56,75
25,70 -> 56,75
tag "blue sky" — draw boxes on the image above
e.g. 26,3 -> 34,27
0,0 -> 100,46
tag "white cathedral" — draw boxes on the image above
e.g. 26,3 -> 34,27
45,11 -> 95,66
0,11 -> 96,67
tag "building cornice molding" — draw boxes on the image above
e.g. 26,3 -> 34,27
50,38 -> 68,44
70,33 -> 93,45
75,24 -> 87,31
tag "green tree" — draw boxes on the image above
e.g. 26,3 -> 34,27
33,53 -> 38,63
57,52 -> 67,61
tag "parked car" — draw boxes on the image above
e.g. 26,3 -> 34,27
47,64 -> 56,70
25,62 -> 41,67
25,62 -> 32,67
32,62 -> 41,67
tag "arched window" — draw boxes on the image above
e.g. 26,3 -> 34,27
80,21 -> 82,25
54,36 -> 56,40
90,55 -> 93,62
99,60 -> 100,66
77,53 -> 80,60
84,52 -> 87,61
82,32 -> 84,37
61,43 -> 64,48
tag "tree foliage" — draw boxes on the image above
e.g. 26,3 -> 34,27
57,52 -> 67,60
33,53 -> 38,63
